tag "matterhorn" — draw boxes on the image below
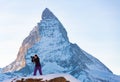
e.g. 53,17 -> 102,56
1,8 -> 120,82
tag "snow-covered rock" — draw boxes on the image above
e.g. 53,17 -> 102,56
3,74 -> 80,82
1,8 -> 120,82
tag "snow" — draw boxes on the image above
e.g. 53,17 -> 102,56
42,62 -> 65,74
3,74 -> 80,82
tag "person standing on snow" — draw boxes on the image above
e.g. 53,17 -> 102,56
31,54 -> 42,75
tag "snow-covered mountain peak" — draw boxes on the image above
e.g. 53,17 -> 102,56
39,8 -> 69,44
42,8 -> 56,20
1,8 -> 120,82
2,8 -> 69,73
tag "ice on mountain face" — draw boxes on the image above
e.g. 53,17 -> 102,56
1,8 -> 120,82
42,62 -> 65,74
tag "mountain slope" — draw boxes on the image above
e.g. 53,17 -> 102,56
1,8 -> 120,82
2,26 -> 40,73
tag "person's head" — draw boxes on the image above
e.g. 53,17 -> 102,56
34,54 -> 38,58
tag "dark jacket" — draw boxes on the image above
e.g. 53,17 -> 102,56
34,57 -> 41,67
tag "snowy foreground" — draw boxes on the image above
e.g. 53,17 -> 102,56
3,74 -> 80,82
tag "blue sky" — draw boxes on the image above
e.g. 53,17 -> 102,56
0,0 -> 120,75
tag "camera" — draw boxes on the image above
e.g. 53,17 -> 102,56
31,56 -> 35,62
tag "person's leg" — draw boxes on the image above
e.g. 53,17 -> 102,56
33,66 -> 37,76
38,66 -> 42,75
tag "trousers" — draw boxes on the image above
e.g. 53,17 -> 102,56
33,66 -> 42,75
